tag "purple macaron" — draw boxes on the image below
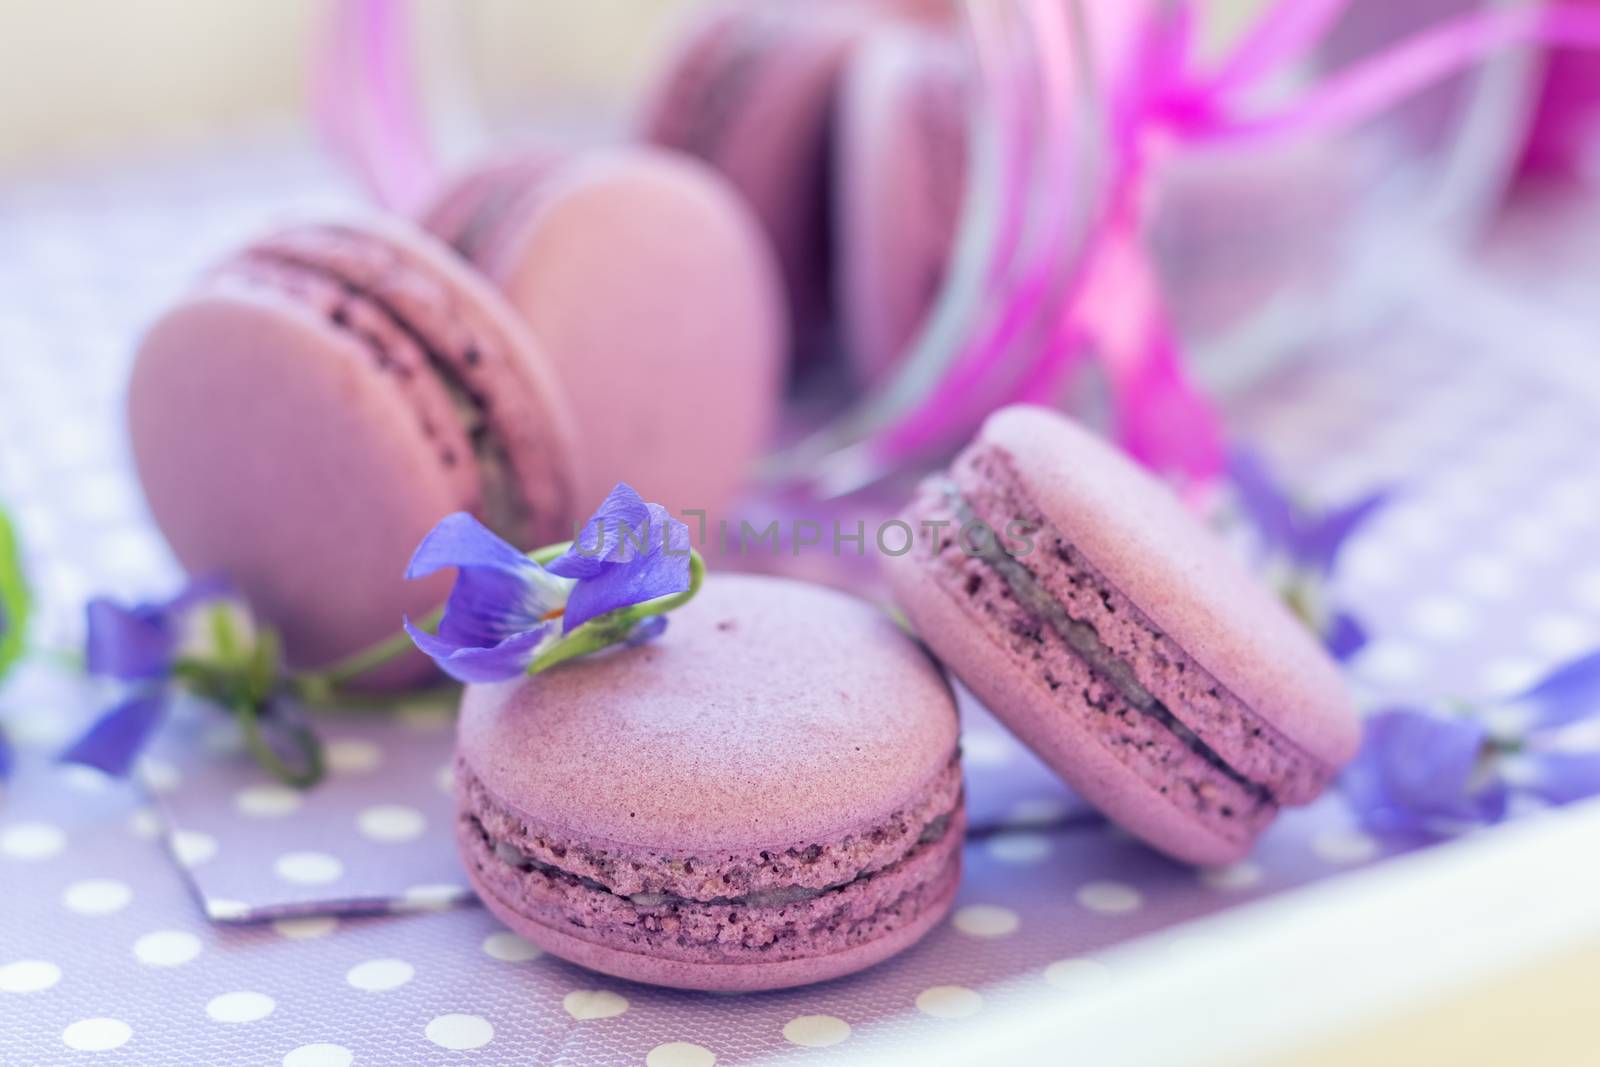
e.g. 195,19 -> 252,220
885,406 -> 1360,865
129,220 -> 579,676
454,573 -> 963,991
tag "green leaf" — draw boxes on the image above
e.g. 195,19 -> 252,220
0,505 -> 30,682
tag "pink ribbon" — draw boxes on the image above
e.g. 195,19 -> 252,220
313,0 -> 1600,490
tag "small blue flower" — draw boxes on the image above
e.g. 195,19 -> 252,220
63,578 -> 254,776
404,483 -> 693,683
1342,650 -> 1600,834
1227,449 -> 1386,660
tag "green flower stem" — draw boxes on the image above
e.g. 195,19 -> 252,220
528,548 -> 705,675
237,694 -> 324,788
293,541 -> 706,697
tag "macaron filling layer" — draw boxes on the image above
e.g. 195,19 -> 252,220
911,445 -> 1331,843
457,756 -> 963,963
220,226 -> 561,546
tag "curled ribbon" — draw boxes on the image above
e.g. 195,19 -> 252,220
314,0 -> 1600,492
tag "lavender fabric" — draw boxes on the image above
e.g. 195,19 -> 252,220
3,140 -> 1600,1064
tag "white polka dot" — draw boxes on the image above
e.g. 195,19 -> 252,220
915,985 -> 984,1019
134,930 -> 202,967
1571,568 -> 1600,615
1458,555 -> 1516,601
273,916 -> 338,940
325,739 -> 382,774
274,851 -> 343,885
206,899 -> 250,921
563,989 -> 629,1019
961,732 -> 1014,768
346,958 -> 414,992
1004,796 -> 1072,827
1,821 -> 65,860
1530,613 -> 1599,659
426,1014 -> 494,1051
397,884 -> 465,911
171,829 -> 217,867
236,784 -> 303,818
1043,957 -> 1112,992
985,832 -> 1052,864
283,1044 -> 353,1067
1198,861 -> 1263,891
62,1018 -> 132,1051
207,991 -> 276,1023
63,878 -> 133,915
1357,641 -> 1426,685
482,931 -> 542,962
1385,508 -> 1444,551
138,758 -> 181,793
1481,656 -> 1544,695
357,805 -> 425,843
58,764 -> 111,792
129,807 -> 163,839
1313,828 -> 1379,864
646,1042 -> 717,1067
398,703 -> 452,732
0,959 -> 62,993
783,1014 -> 850,1047
1409,596 -> 1476,642
952,904 -> 1020,938
1501,517 -> 1562,561
1076,881 -> 1143,915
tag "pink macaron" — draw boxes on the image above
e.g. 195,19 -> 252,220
129,220 -> 579,675
455,573 -> 963,991
638,1 -> 879,332
421,145 -> 785,522
884,406 -> 1360,865
835,25 -> 968,386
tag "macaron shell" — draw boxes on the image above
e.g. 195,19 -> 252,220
836,26 -> 968,386
468,842 -> 960,992
478,148 -> 784,520
129,291 -> 460,672
885,547 -> 1249,866
638,2 -> 873,323
456,573 -> 959,852
978,406 -> 1360,767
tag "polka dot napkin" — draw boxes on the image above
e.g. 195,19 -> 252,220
4,137 -> 1600,1065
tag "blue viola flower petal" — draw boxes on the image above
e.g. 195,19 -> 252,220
85,599 -> 174,681
407,512 -> 573,650
550,497 -> 691,633
1519,750 -> 1600,805
1514,649 -> 1600,730
0,727 -> 12,781
548,482 -> 653,581
1324,611 -> 1368,662
404,616 -> 554,683
84,575 -> 238,681
1342,709 -> 1502,833
625,615 -> 669,647
1299,491 -> 1389,573
60,692 -> 166,777
1227,450 -> 1296,549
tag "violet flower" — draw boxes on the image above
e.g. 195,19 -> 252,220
62,579 -> 317,785
1343,650 -> 1600,834
1227,449 -> 1387,660
405,482 -> 697,683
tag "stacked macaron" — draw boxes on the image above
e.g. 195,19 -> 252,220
420,145 -> 785,521
454,574 -> 963,991
130,220 -> 578,676
640,0 -> 970,381
885,406 -> 1361,865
